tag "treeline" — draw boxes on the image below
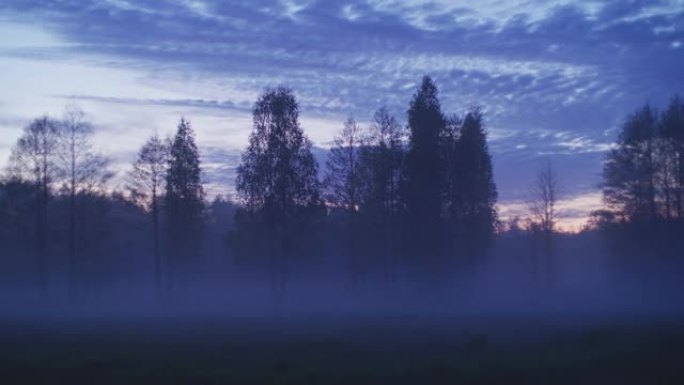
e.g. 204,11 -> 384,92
229,77 -> 497,296
1,76 -> 683,299
0,107 -> 215,296
2,107 -> 115,294
592,96 -> 684,263
0,76 -> 497,297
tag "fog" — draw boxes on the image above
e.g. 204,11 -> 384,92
3,218 -> 684,383
2,235 -> 682,323
2,76 -> 683,383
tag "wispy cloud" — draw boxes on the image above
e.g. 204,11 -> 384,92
52,94 -> 248,112
0,0 -> 682,223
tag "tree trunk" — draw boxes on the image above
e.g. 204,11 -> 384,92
68,135 -> 78,300
152,193 -> 161,295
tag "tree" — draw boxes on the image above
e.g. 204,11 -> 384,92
57,105 -> 113,296
659,95 -> 684,219
403,76 -> 447,267
234,87 -> 321,300
165,118 -> 204,290
603,105 -> 658,223
324,116 -> 365,284
528,159 -> 559,285
443,113 -> 462,215
127,135 -> 169,294
324,116 -> 364,211
598,99 -> 684,262
452,107 -> 498,258
530,160 -> 559,234
7,116 -> 60,290
360,107 -> 405,282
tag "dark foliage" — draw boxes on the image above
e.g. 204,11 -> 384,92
403,76 -> 448,267
165,118 -> 204,289
231,87 -> 323,299
596,95 -> 684,267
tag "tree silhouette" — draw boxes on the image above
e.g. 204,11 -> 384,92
528,159 -> 559,286
598,98 -> 684,262
403,76 -> 447,268
58,106 -> 113,297
530,160 -> 559,235
234,87 -> 321,300
165,118 -> 204,290
443,112 -> 462,228
8,116 -> 60,291
603,105 -> 658,223
324,116 -> 364,284
360,107 -> 405,282
128,134 -> 169,294
324,116 -> 364,211
456,107 -> 498,256
659,95 -> 684,219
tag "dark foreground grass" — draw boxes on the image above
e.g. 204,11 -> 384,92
0,315 -> 682,384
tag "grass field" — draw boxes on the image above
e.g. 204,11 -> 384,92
0,314 -> 682,384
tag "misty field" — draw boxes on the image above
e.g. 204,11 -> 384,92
1,314 -> 682,384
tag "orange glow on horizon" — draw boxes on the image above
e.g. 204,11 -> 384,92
497,191 -> 603,233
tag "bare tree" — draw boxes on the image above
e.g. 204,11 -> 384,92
127,135 -> 169,294
7,116 -> 60,290
57,105 -> 113,296
530,160 -> 559,234
528,159 -> 560,286
324,116 -> 365,285
363,107 -> 404,283
324,116 -> 364,211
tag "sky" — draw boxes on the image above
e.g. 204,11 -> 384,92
0,0 -> 683,231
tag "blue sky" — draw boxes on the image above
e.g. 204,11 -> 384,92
1,0 -> 683,230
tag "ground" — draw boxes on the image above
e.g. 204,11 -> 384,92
0,314 -> 682,384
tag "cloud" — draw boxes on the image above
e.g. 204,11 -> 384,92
52,94 -> 246,112
0,0 -> 682,224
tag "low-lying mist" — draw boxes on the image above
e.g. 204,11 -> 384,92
2,234 -> 682,327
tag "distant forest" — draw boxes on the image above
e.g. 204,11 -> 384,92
1,76 -> 683,300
